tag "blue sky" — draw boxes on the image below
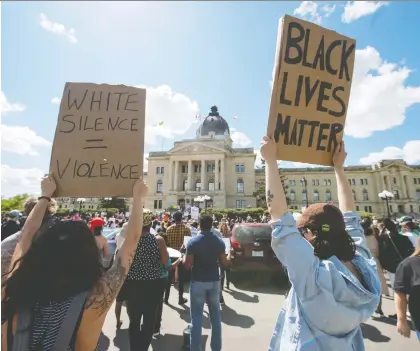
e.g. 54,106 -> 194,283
1,1 -> 420,196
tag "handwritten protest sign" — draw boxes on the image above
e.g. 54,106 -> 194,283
267,15 -> 356,166
50,83 -> 146,197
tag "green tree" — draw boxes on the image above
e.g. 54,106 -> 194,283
253,160 -> 290,208
99,197 -> 128,212
1,194 -> 29,213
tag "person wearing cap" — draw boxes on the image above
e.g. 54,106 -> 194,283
165,211 -> 191,305
124,208 -> 169,351
261,136 -> 380,351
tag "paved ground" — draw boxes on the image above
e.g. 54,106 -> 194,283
100,280 -> 418,350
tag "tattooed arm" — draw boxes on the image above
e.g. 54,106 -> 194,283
84,179 -> 147,317
261,136 -> 288,221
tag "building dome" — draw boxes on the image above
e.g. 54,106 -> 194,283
196,106 -> 230,139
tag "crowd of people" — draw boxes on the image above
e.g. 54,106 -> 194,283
1,138 -> 419,350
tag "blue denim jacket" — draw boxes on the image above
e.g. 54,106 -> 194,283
269,212 -> 381,351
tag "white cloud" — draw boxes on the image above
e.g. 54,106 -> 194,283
230,128 -> 252,147
320,4 -> 336,17
342,1 -> 388,23
135,85 -> 199,145
1,91 -> 26,114
1,165 -> 45,197
360,140 -> 420,165
346,46 -> 420,138
1,125 -> 51,156
39,13 -> 77,43
51,97 -> 61,104
293,1 -> 322,23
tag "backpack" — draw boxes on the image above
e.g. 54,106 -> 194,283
8,291 -> 88,351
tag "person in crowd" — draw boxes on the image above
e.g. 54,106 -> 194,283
93,226 -> 109,268
190,221 -> 199,237
378,218 -> 414,292
1,210 -> 22,241
365,224 -> 389,316
261,137 -> 381,351
165,211 -> 191,305
89,215 -> 104,233
124,209 -> 168,351
219,218 -> 231,292
1,196 -> 57,284
114,223 -> 128,329
183,214 -> 232,351
400,217 -> 419,248
2,176 -> 147,350
393,237 -> 420,341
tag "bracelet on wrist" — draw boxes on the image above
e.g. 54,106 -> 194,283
38,196 -> 52,202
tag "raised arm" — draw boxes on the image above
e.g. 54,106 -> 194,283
261,136 -> 288,221
333,142 -> 370,258
333,142 -> 355,213
261,137 -> 321,299
5,176 -> 56,277
84,179 -> 147,317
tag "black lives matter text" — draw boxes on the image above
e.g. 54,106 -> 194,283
273,20 -> 355,152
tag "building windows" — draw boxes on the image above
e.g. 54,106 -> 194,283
156,180 -> 163,193
290,190 -> 296,201
352,190 -> 356,201
313,190 -> 319,201
325,190 -> 331,201
207,164 -> 215,172
312,179 -> 319,186
393,177 -> 397,185
416,189 -> 420,200
348,179 -> 356,186
195,180 -> 201,192
393,190 -> 400,200
364,206 -> 372,213
362,189 -> 369,201
237,179 -> 244,193
236,164 -> 245,173
208,179 -> 215,191
360,179 -> 368,185
324,179 -> 331,186
182,165 -> 187,173
153,200 -> 162,209
410,205 -> 414,213
302,190 -> 307,202
356,205 -> 360,211
289,180 -> 296,186
156,166 -> 164,174
183,179 -> 188,191
414,178 -> 420,185
194,164 -> 202,173
236,200 -> 246,208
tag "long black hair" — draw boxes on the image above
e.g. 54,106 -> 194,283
2,219 -> 103,320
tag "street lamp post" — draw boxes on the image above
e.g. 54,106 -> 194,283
378,190 -> 394,218
301,177 -> 309,208
76,197 -> 86,211
202,195 -> 211,209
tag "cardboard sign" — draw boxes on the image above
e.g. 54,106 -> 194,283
50,82 -> 146,197
267,15 -> 356,166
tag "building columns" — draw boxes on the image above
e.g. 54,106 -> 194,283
174,161 -> 179,191
220,158 -> 225,190
201,160 -> 207,190
168,159 -> 173,191
215,159 -> 220,191
187,160 -> 193,191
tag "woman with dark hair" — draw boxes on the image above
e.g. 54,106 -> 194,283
261,137 -> 380,351
2,176 -> 148,350
93,225 -> 109,268
124,208 -> 169,351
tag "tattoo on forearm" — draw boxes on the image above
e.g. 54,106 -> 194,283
84,251 -> 134,316
267,190 -> 275,204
